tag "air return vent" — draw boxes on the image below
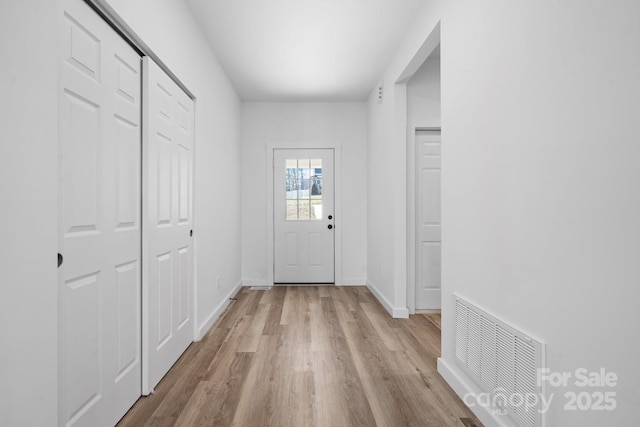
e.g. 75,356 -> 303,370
454,295 -> 544,427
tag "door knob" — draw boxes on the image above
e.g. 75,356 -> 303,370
328,224 -> 333,230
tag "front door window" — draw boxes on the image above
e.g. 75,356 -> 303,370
285,158 -> 323,220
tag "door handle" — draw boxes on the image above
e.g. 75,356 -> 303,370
58,253 -> 63,268
328,224 -> 333,230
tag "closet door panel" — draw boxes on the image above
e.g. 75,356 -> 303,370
143,56 -> 194,394
59,0 -> 142,426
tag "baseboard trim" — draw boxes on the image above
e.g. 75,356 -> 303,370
366,280 -> 409,318
196,280 -> 243,340
338,278 -> 366,286
437,357 -> 517,427
393,307 -> 409,318
242,279 -> 269,287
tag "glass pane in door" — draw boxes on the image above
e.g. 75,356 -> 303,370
285,158 -> 323,220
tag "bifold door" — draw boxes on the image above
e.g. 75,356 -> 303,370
58,0 -> 142,425
142,57 -> 195,394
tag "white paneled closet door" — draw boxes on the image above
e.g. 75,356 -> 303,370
58,0 -> 142,425
142,57 -> 195,394
415,130 -> 442,310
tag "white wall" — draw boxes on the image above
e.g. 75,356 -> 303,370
241,102 -> 367,286
407,53 -> 441,129
0,3 -> 59,426
367,88 -> 400,312
104,0 -> 243,336
368,0 -> 640,425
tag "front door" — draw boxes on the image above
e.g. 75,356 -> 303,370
416,130 -> 442,309
274,149 -> 335,283
58,0 -> 142,425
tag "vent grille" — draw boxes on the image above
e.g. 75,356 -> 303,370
454,296 -> 544,427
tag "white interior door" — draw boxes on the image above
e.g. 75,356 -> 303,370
58,0 -> 142,425
416,130 -> 442,309
143,57 -> 195,393
274,149 -> 335,283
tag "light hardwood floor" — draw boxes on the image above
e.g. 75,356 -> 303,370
118,286 -> 482,427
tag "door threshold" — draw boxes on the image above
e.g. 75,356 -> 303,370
273,283 -> 335,286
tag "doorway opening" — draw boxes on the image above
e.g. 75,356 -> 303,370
406,43 -> 442,312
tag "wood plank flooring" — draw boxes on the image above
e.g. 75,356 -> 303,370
117,286 -> 482,427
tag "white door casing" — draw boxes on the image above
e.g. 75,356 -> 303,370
416,130 -> 442,309
274,149 -> 335,283
142,57 -> 195,394
58,0 -> 142,425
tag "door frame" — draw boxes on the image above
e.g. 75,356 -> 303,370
407,122 -> 442,314
397,23 -> 441,315
409,127 -> 442,312
266,143 -> 343,286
